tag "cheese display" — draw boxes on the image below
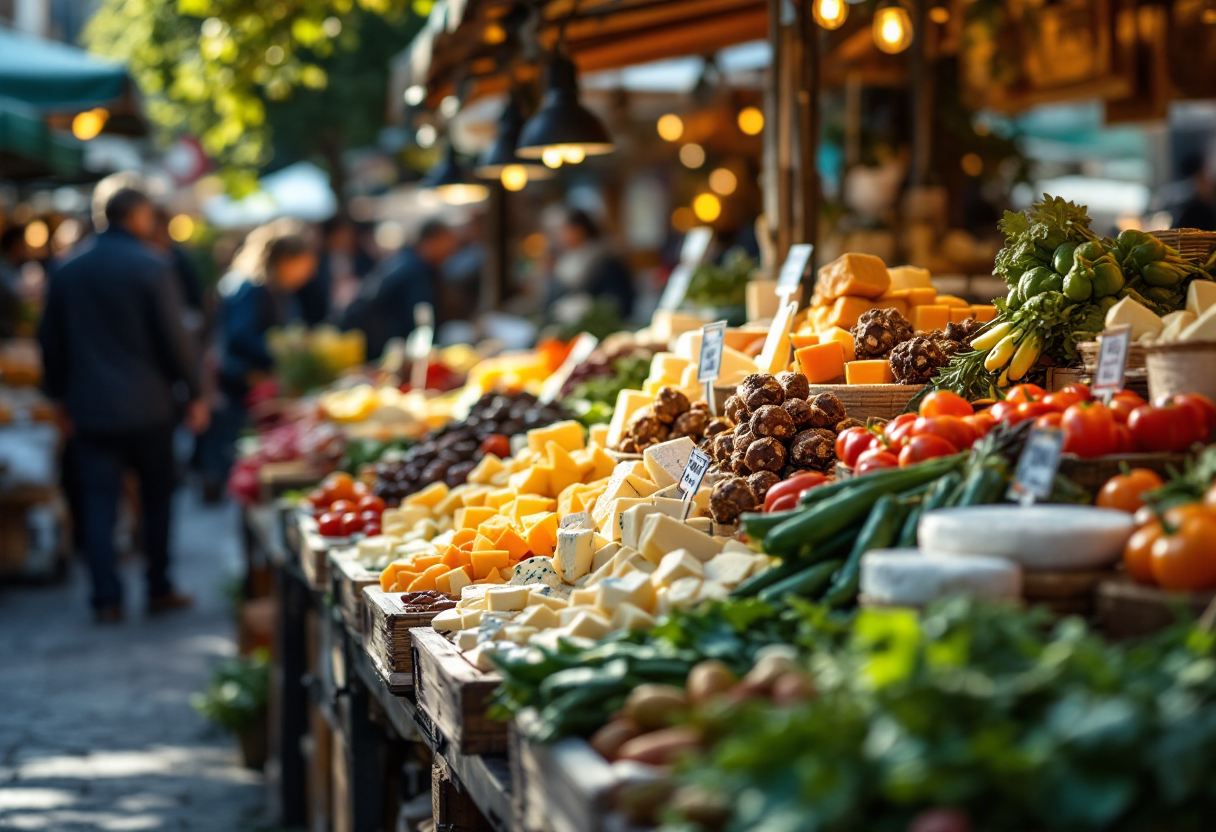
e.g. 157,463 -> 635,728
860,549 -> 1023,606
813,253 -> 891,302
918,506 -> 1134,571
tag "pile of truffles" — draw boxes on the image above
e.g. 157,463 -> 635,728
708,372 -> 862,525
889,318 -> 983,385
617,386 -> 732,454
851,308 -> 914,360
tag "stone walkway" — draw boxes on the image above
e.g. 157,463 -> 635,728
0,491 -> 273,831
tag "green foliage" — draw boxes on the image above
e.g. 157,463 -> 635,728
192,649 -> 270,734
686,248 -> 755,311
85,0 -> 425,194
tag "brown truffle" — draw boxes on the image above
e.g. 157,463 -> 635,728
724,395 -> 749,424
747,470 -> 781,501
710,476 -> 758,524
705,417 -> 733,438
783,398 -> 815,430
790,428 -> 837,470
808,393 -> 847,428
851,308 -> 914,359
619,438 -> 639,454
739,373 -> 784,411
653,386 -> 691,424
890,336 -> 949,385
729,449 -> 750,475
776,371 -> 811,401
712,432 -> 735,462
671,408 -> 709,439
732,425 -> 755,453
835,417 -> 865,433
750,404 -> 797,442
628,408 -> 669,446
744,436 -> 787,473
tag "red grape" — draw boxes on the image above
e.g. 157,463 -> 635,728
357,495 -> 386,515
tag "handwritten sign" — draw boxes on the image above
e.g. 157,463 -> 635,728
776,244 -> 813,298
697,321 -> 728,384
539,332 -> 599,404
1092,325 -> 1132,398
1007,427 -> 1065,505
678,448 -> 712,503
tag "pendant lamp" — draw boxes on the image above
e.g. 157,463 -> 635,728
516,54 -> 614,161
475,97 -> 554,191
421,143 -> 489,205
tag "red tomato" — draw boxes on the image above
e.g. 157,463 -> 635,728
962,412 -> 995,438
1160,394 -> 1216,440
359,510 -> 381,526
919,390 -> 974,418
884,413 -> 918,452
1108,396 -> 1139,425
1061,401 -> 1117,458
988,400 -> 1022,425
307,488 -> 329,508
363,521 -> 382,537
1016,401 -> 1055,422
835,427 -> 878,468
1113,423 -> 1132,453
855,448 -> 899,476
1005,384 -> 1047,404
318,512 -> 344,537
340,512 -> 364,536
1035,412 -> 1062,431
479,434 -> 512,459
899,434 -> 958,466
351,480 -> 370,499
357,495 -> 386,515
1127,403 -> 1205,453
763,471 -> 829,512
766,493 -> 799,513
1059,383 -> 1093,402
913,415 -> 976,451
329,499 -> 355,516
1097,469 -> 1165,514
1042,391 -> 1082,412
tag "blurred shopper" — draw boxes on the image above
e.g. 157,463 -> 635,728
550,208 -> 635,319
38,188 -> 207,623
1168,148 -> 1216,231
0,225 -> 27,338
343,218 -> 458,359
198,220 -> 316,498
297,214 -> 373,325
149,206 -> 206,317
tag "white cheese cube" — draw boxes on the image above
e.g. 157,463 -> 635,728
663,576 -> 702,611
1180,305 -> 1216,342
625,475 -> 660,498
606,390 -> 650,449
485,586 -> 531,612
687,517 -> 712,534
508,557 -> 562,590
460,609 -> 486,628
591,541 -> 621,573
527,590 -> 569,611
516,604 -> 561,630
597,571 -> 656,613
695,580 -> 731,602
570,587 -> 598,606
555,528 -> 596,583
612,602 -> 656,631
1188,280 -> 1216,318
559,604 -> 597,626
591,463 -> 646,527
720,539 -> 757,556
460,584 -> 490,604
563,610 -> 612,640
597,497 -> 650,540
431,609 -> 464,631
704,552 -> 759,587
621,504 -> 664,550
455,630 -> 479,651
502,625 -> 539,644
652,497 -> 689,520
637,513 -> 725,565
612,551 -> 656,577
1105,296 -> 1163,339
652,548 -> 705,588
643,437 -> 696,489
447,568 -> 472,597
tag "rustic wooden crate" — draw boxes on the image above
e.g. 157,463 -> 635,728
1097,576 -> 1216,639
1057,452 -> 1188,494
510,712 -> 619,832
1078,340 -> 1149,398
805,383 -> 923,422
300,528 -> 334,591
411,628 -> 507,755
361,588 -> 439,694
329,550 -> 379,634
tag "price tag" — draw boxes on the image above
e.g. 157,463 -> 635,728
560,512 -> 593,531
406,302 -> 435,392
657,227 -> 714,311
697,321 -> 728,384
678,448 -> 712,503
1092,325 -> 1132,399
539,332 -> 599,404
1007,427 -> 1065,505
776,244 -> 812,299
680,226 -> 714,264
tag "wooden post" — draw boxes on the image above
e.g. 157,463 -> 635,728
432,761 -> 495,832
483,182 -> 508,310
909,0 -> 932,188
762,0 -> 783,276
796,0 -> 821,281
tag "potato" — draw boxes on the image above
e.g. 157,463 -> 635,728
686,660 -> 736,707
616,726 -> 703,766
622,684 -> 688,732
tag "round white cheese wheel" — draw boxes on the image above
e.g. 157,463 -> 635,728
861,549 -> 1022,607
918,506 -> 1134,571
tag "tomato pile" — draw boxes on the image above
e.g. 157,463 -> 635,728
761,471 -> 832,513
1124,498 -> 1216,592
305,472 -> 387,538
835,390 -> 984,473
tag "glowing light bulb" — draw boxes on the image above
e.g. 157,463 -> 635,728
709,168 -> 737,196
542,148 -> 564,169
873,5 -> 913,54
561,145 -> 585,164
24,221 -> 49,248
693,193 -> 721,223
812,0 -> 848,30
657,114 -> 684,142
168,215 -> 195,242
679,143 -> 706,169
737,107 -> 764,136
71,109 -> 107,141
500,164 -> 528,192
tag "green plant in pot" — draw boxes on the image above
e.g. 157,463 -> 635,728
192,649 -> 270,769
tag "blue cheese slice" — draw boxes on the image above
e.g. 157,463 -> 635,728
508,557 -> 562,590
555,528 -> 596,582
643,437 -> 696,489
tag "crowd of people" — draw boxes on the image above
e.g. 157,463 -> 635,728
0,174 -> 640,622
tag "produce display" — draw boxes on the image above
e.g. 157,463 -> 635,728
267,324 -> 366,396
558,338 -> 657,426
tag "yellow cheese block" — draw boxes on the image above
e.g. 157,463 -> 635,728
588,424 -> 609,447
826,296 -> 878,330
406,481 -> 449,508
970,305 -> 998,323
820,327 -> 856,362
906,287 -> 938,306
796,341 -> 847,384
810,306 -> 834,333
935,294 -> 969,309
527,420 -> 586,455
888,265 -> 933,289
755,301 -> 797,376
874,296 -> 909,320
815,253 -> 891,301
845,360 -> 894,384
724,327 -> 771,353
949,307 -> 978,324
606,389 -> 649,449
649,352 -> 690,384
911,304 -> 951,333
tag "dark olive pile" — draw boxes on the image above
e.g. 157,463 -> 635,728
371,392 -> 571,504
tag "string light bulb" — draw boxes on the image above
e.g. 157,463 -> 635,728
873,3 -> 913,54
657,114 -> 683,142
542,148 -> 564,169
560,145 -> 585,164
500,165 -> 528,191
737,106 -> 764,136
693,193 -> 721,223
812,0 -> 849,30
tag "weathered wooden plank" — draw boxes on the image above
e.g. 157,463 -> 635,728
411,628 -> 507,755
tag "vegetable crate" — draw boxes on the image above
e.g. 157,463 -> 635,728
805,383 -> 923,423
298,525 -> 332,592
510,711 -> 619,832
329,550 -> 379,634
361,588 -> 439,694
1078,340 -> 1148,398
411,628 -> 508,754
1057,452 -> 1189,494
1097,576 -> 1216,639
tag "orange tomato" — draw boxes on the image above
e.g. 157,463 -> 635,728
912,415 -> 976,451
1096,468 -> 1165,514
1150,511 -> 1216,591
962,412 -> 996,438
322,471 -> 356,502
920,390 -> 974,418
1035,412 -> 1062,431
1042,391 -> 1082,412
1005,384 -> 1047,404
1124,521 -> 1162,585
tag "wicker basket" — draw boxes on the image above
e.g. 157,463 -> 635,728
804,383 -> 924,423
1149,228 -> 1216,261
1144,341 -> 1216,401
1077,339 -> 1149,398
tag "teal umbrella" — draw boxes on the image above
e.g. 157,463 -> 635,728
0,26 -> 128,111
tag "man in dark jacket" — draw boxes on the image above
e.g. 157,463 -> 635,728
38,188 -> 208,623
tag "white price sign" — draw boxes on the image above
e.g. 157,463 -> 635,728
657,227 -> 714,312
697,321 -> 728,384
407,303 -> 435,391
1092,325 -> 1132,397
678,448 -> 712,503
1007,427 -> 1065,504
776,244 -> 813,298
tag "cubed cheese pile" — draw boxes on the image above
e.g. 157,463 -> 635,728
1118,281 -> 1216,344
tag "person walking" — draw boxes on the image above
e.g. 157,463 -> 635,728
38,188 -> 208,623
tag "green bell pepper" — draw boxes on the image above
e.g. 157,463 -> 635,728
1116,229 -> 1151,252
1052,242 -> 1077,276
1130,238 -> 1167,269
1018,266 -> 1064,299
1063,261 -> 1094,302
1091,260 -> 1126,298
1142,260 -> 1185,287
1075,240 -> 1107,261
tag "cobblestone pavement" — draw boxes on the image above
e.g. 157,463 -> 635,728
0,490 -> 271,831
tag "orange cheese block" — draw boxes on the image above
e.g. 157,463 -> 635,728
391,574 -> 419,593
791,332 -> 821,349
471,550 -> 510,580
407,564 -> 450,593
493,527 -> 531,561
796,341 -> 847,384
949,307 -> 978,324
441,546 -> 467,569
809,306 -> 834,333
412,554 -> 442,569
935,294 -> 969,309
970,305 -> 998,323
525,514 -> 559,558
911,304 -> 951,333
845,360 -> 895,384
907,287 -> 937,306
815,253 -> 891,302
379,563 -> 409,592
874,297 -> 910,319
724,327 -> 771,352
450,528 -> 477,548
819,327 -> 856,362
879,288 -> 912,302
455,506 -> 497,531
826,296 -> 878,330
471,533 -> 498,552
